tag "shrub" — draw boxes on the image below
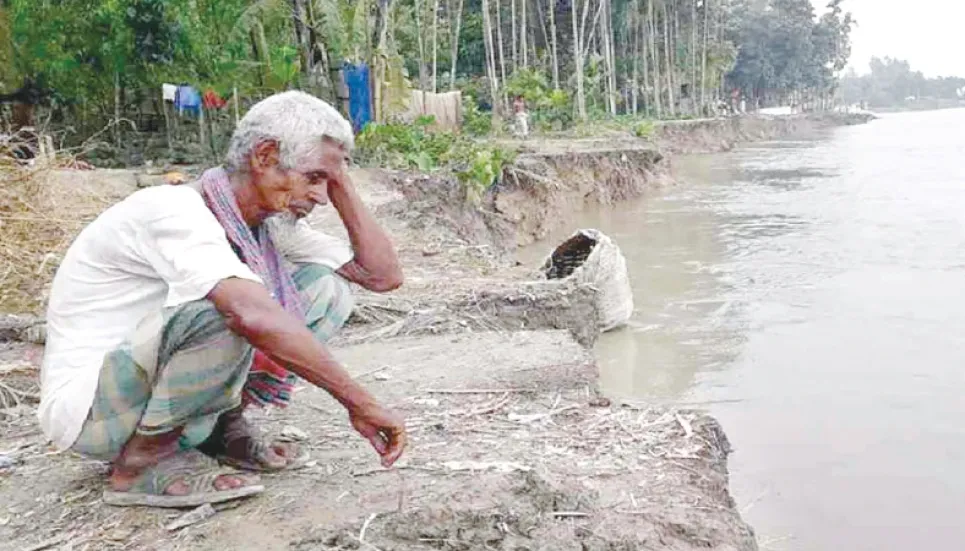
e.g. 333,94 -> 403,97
355,118 -> 515,203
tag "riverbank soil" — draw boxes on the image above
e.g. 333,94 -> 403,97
1,332 -> 754,551
0,114 -> 872,550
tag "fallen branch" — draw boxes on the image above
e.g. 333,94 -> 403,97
675,413 -> 694,438
459,392 -> 513,416
359,512 -> 378,543
508,404 -> 580,424
355,365 -> 391,380
549,511 -> 590,518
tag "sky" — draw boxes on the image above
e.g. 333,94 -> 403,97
815,0 -> 965,77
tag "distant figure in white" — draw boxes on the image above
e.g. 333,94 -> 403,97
512,95 -> 529,138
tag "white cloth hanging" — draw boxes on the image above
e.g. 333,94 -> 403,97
162,83 -> 177,102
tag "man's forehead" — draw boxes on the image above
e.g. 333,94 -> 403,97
298,141 -> 349,170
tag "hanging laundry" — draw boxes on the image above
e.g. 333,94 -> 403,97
202,89 -> 226,110
162,83 -> 177,103
343,62 -> 372,133
174,85 -> 202,116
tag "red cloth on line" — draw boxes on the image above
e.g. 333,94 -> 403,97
203,89 -> 227,109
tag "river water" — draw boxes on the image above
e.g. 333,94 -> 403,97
521,110 -> 965,550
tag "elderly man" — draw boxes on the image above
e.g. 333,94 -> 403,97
39,91 -> 406,508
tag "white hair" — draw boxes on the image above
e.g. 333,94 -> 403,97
225,91 -> 355,172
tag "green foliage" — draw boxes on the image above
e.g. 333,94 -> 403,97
0,0 -> 862,156
355,116 -> 451,169
316,0 -> 369,63
632,120 -> 655,139
455,146 -> 515,203
726,0 -> 854,102
462,95 -> 493,136
355,117 -> 515,202
540,89 -> 574,130
505,68 -> 573,131
840,57 -> 965,109
505,68 -> 549,102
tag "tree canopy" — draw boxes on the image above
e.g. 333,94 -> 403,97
840,57 -> 965,109
1,0 -> 857,141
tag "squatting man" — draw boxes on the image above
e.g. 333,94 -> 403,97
39,91 -> 407,506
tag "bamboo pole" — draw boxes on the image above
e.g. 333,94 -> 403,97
548,0 -> 560,88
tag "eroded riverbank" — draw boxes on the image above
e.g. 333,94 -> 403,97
0,113 -> 872,550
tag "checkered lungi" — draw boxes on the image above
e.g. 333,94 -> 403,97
71,264 -> 353,461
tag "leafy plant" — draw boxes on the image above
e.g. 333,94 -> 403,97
355,117 -> 514,203
632,120 -> 655,139
462,94 -> 492,136
454,145 -> 515,203
504,68 -> 574,132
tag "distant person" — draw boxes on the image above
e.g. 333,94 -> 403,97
512,95 -> 529,138
39,91 -> 407,508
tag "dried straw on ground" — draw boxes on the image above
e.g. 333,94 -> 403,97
0,150 -> 117,315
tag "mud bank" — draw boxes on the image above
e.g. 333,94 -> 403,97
0,333 -> 755,551
393,145 -> 670,250
654,112 -> 876,155
0,162 -> 759,550
391,113 -> 874,251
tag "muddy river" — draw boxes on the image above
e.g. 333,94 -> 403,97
522,109 -> 965,550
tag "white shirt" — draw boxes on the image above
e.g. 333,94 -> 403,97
39,185 -> 353,450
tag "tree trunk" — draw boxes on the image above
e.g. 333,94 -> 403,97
599,0 -> 615,115
717,0 -> 724,102
674,0 -> 681,105
449,0 -> 464,90
432,0 -> 440,92
690,0 -> 697,115
606,0 -> 617,115
521,0 -> 528,68
482,0 -> 501,120
700,0 -> 709,114
572,0 -> 587,121
548,0 -> 560,88
535,0 -> 551,69
362,0 -> 373,63
663,2 -> 675,116
631,1 -> 639,114
495,0 -> 508,108
415,0 -> 428,92
511,0 -> 518,70
580,1 -> 604,69
371,0 -> 392,121
113,71 -> 121,148
291,0 -> 312,75
648,0 -> 662,117
641,4 -> 650,116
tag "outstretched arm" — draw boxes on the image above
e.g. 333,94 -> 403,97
208,277 -> 407,467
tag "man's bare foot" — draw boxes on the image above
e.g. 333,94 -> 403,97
110,431 -> 253,496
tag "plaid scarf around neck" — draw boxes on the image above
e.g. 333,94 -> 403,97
199,167 -> 303,407
199,167 -> 304,317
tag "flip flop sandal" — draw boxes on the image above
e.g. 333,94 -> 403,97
216,438 -> 310,472
103,450 -> 265,508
